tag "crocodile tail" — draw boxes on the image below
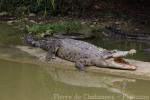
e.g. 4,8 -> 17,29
21,33 -> 41,47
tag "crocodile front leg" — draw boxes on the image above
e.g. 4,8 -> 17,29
75,61 -> 85,70
75,59 -> 88,70
45,40 -> 61,61
75,58 -> 93,70
46,49 -> 56,61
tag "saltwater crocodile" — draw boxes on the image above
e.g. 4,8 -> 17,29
22,34 -> 137,70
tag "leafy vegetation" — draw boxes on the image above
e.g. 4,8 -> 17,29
0,0 -> 92,16
27,20 -> 97,37
0,0 -> 149,24
28,21 -> 80,33
0,0 -> 56,16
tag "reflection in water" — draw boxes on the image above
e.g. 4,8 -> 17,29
47,67 -> 136,97
0,58 -> 150,100
47,67 -> 150,100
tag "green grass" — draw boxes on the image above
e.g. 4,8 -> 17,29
27,20 -> 97,37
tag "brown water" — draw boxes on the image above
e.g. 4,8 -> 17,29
0,59 -> 150,100
0,22 -> 150,100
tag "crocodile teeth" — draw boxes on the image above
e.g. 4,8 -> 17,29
128,49 -> 136,54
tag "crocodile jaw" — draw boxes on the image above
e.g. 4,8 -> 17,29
101,49 -> 137,70
105,57 -> 136,70
111,49 -> 136,58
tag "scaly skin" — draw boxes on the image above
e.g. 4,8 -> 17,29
22,34 -> 137,70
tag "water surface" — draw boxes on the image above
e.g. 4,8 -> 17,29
0,22 -> 150,100
0,59 -> 150,100
87,36 -> 150,62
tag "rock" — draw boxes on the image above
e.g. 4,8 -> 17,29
24,17 -> 29,21
93,22 -> 97,25
81,22 -> 86,25
114,21 -> 120,25
90,25 -> 95,28
7,20 -> 14,25
134,28 -> 139,31
29,13 -> 36,17
29,20 -> 36,23
0,12 -> 8,16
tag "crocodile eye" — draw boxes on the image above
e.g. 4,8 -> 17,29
112,49 -> 117,53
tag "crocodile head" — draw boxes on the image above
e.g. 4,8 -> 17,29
95,49 -> 137,70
